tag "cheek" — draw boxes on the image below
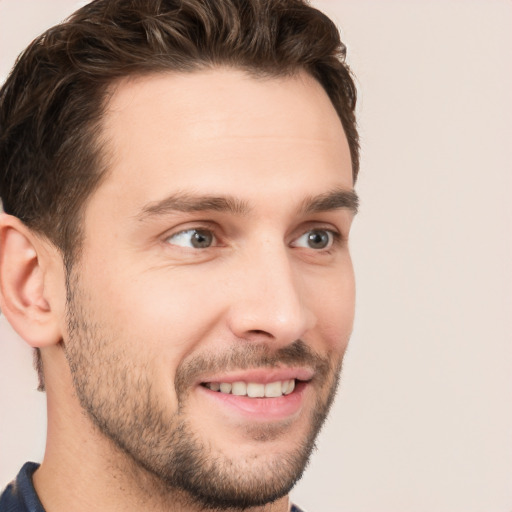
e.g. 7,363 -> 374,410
308,264 -> 355,352
86,266 -> 225,368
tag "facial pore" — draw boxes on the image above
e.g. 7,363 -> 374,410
64,268 -> 343,509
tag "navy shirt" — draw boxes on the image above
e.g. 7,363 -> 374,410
0,463 -> 44,512
0,463 -> 306,511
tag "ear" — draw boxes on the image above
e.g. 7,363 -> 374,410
0,213 -> 63,348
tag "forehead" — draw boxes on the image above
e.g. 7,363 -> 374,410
91,68 -> 352,218
104,68 -> 345,140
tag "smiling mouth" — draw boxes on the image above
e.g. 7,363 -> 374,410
201,379 -> 297,398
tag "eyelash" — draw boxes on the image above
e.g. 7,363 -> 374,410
164,225 -> 343,252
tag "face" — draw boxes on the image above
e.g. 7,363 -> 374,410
63,69 -> 356,509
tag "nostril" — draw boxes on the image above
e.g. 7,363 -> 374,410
248,329 -> 272,336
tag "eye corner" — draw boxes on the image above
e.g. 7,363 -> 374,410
165,227 -> 217,249
290,228 -> 340,251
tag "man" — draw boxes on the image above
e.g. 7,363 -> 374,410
0,0 -> 359,510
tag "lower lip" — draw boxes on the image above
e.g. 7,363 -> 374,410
197,381 -> 308,422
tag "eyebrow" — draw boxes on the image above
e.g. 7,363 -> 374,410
138,193 -> 250,220
137,187 -> 359,221
300,188 -> 359,215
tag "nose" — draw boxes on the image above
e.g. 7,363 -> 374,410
226,242 -> 317,347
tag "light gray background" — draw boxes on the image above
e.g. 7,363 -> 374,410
1,1 -> 511,511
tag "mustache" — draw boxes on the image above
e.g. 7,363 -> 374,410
174,339 -> 331,398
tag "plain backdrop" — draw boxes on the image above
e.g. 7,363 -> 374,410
0,1 -> 511,511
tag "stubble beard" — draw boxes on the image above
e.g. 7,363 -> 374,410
63,272 -> 344,510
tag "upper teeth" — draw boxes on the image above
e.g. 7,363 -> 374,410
205,379 -> 295,397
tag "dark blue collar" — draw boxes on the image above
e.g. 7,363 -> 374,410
0,462 -> 45,512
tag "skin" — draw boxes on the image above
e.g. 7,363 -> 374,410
0,68 -> 356,512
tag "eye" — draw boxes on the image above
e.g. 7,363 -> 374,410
166,229 -> 215,249
291,229 -> 335,250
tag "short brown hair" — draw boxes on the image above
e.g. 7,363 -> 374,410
0,0 -> 359,390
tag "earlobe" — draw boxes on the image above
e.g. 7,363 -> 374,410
0,214 -> 62,348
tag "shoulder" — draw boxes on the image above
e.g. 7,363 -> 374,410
290,504 -> 307,512
0,463 -> 44,512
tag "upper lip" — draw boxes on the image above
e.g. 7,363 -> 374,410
198,367 -> 314,385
